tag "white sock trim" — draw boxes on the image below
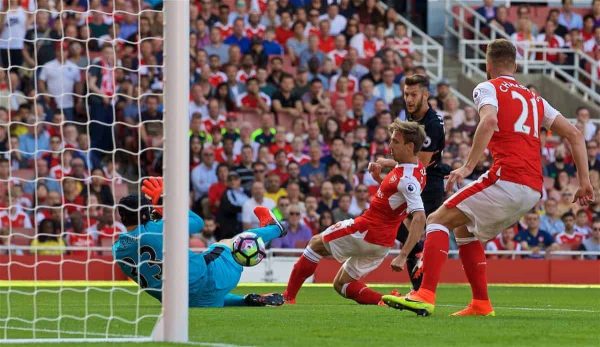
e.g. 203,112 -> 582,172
341,283 -> 349,297
456,237 -> 478,246
426,223 -> 450,235
303,247 -> 322,263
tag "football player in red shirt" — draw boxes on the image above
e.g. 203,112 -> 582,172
383,39 -> 594,316
283,120 -> 427,305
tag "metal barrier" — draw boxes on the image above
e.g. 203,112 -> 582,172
459,39 -> 600,104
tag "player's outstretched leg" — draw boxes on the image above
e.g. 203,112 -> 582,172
254,206 -> 286,238
451,231 -> 495,317
283,234 -> 328,304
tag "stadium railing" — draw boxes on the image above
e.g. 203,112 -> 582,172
459,39 -> 600,104
395,14 -> 444,82
444,0 -> 510,42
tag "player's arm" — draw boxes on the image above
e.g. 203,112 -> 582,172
549,115 -> 594,205
376,157 -> 397,168
446,105 -> 497,191
367,162 -> 384,184
391,178 -> 426,272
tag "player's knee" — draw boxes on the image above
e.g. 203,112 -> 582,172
308,235 -> 328,256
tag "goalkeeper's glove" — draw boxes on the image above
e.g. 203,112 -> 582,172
141,176 -> 164,216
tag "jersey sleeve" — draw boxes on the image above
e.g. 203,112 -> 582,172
189,210 -> 205,235
398,176 -> 424,214
472,81 -> 497,111
422,117 -> 444,153
541,97 -> 560,129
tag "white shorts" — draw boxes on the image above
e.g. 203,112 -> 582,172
445,172 -> 541,242
321,218 -> 390,280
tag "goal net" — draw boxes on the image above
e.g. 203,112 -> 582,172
0,0 -> 186,342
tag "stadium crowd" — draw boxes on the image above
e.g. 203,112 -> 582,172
0,0 -> 598,260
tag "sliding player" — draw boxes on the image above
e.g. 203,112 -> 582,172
113,177 -> 286,307
283,120 -> 427,305
383,39 -> 594,316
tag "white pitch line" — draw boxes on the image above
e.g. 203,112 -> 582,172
438,304 -> 599,313
3,326 -> 253,347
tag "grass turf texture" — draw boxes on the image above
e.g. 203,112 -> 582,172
1,285 -> 599,347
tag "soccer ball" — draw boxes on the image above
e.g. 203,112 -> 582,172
231,232 -> 266,267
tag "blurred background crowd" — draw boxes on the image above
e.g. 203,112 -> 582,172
0,0 -> 598,259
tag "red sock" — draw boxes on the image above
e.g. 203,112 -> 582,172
344,281 -> 382,305
284,254 -> 319,299
419,226 -> 450,296
459,240 -> 489,301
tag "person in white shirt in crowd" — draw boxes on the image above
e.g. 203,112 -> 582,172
191,146 -> 218,202
575,106 -> 597,142
39,44 -> 82,121
0,0 -> 27,68
539,198 -> 565,236
242,181 -> 275,230
319,3 -> 347,36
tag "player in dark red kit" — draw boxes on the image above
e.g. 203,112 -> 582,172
383,39 -> 594,316
283,120 -> 427,305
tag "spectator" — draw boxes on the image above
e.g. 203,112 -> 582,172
191,146 -> 218,203
476,0 -> 496,23
262,27 -> 284,56
246,11 -> 266,40
275,11 -> 294,45
581,218 -> 600,259
271,204 -> 312,248
207,164 -> 229,217
204,27 -> 231,70
19,115 -> 50,162
540,198 -> 565,236
516,5 -> 539,36
23,11 -> 60,67
536,20 -> 565,63
272,74 -> 303,118
490,6 -> 515,36
234,144 -> 256,191
87,44 -> 116,163
558,0 -> 583,31
576,107 -> 596,141
583,26 -> 600,55
286,21 -> 308,64
374,68 -> 401,105
320,4 -> 347,36
588,140 -> 600,173
242,181 -> 275,230
225,18 -> 252,54
300,144 -> 327,182
89,168 -> 114,206
270,150 -> 290,184
349,23 -> 382,59
515,210 -> 558,258
272,195 -> 290,221
349,184 -> 370,216
65,211 -> 96,256
30,219 -> 65,255
574,209 -> 592,235
547,9 -> 569,37
555,212 -> 585,250
198,216 -> 217,247
486,226 -> 521,259
332,193 -> 353,222
318,210 -> 334,233
216,171 -> 249,239
236,77 -> 271,113
260,0 -> 280,27
264,172 -> 286,203
0,194 -> 32,229
0,0 -> 27,68
316,180 -> 338,214
357,0 -> 385,26
299,35 -> 325,69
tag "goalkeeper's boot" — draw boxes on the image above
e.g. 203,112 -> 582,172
378,289 -> 401,307
382,289 -> 435,316
244,293 -> 285,307
254,206 -> 286,236
450,299 -> 495,317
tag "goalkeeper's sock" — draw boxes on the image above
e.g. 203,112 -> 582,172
248,225 -> 281,244
284,247 -> 321,301
223,294 -> 246,306
418,224 -> 450,300
458,238 -> 489,301
343,281 -> 382,305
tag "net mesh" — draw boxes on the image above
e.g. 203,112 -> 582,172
0,0 -> 164,340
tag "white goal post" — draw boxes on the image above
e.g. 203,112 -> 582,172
0,0 -> 189,343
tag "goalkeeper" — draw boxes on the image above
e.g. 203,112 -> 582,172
112,177 -> 285,307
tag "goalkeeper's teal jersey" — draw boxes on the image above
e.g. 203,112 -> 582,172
112,211 -> 206,302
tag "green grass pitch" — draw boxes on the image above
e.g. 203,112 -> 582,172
1,284 -> 599,347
